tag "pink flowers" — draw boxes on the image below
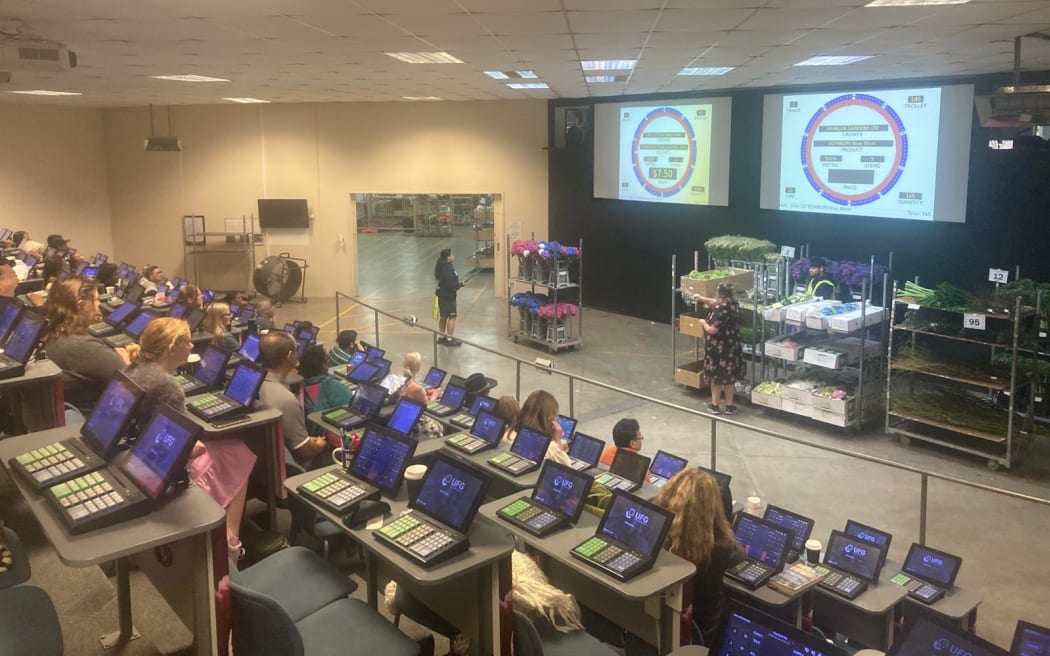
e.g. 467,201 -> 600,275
536,303 -> 579,320
511,240 -> 581,259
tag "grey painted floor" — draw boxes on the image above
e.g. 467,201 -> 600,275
3,226 -> 1048,654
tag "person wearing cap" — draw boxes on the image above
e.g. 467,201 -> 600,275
600,418 -> 651,481
805,257 -> 837,300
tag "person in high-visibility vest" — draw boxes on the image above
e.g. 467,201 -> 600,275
805,257 -> 837,300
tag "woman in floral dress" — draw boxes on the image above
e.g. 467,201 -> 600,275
697,282 -> 744,416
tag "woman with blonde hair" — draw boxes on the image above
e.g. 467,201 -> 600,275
200,301 -> 239,352
399,351 -> 427,404
125,317 -> 257,561
504,390 -> 571,466
44,276 -> 131,414
651,468 -> 743,645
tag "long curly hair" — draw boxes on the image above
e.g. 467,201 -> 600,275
514,390 -> 558,435
651,468 -> 735,567
44,277 -> 99,341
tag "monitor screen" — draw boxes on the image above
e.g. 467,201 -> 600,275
185,307 -> 206,332
422,366 -> 445,388
258,198 -> 310,229
365,346 -> 385,364
598,491 -> 672,556
239,334 -> 260,362
412,455 -> 490,534
82,377 -> 141,456
650,450 -> 688,480
240,304 -> 257,320
225,365 -> 264,406
123,409 -> 198,498
106,301 -> 139,324
201,289 -> 215,304
81,265 -> 99,279
439,384 -> 466,409
887,615 -> 1006,656
824,530 -> 883,581
348,361 -> 380,383
554,415 -> 577,440
23,254 -> 39,268
350,384 -> 385,417
533,461 -> 591,521
350,427 -> 416,497
465,394 -> 494,418
717,604 -> 847,656
733,514 -> 791,567
125,311 -> 156,338
902,543 -> 962,588
763,505 -> 814,552
387,399 -> 425,435
195,347 -> 229,386
348,350 -> 367,367
1012,621 -> 1050,656
169,302 -> 189,319
3,315 -> 43,363
0,303 -> 23,339
610,449 -> 651,483
295,337 -> 310,359
844,519 -> 892,551
511,426 -> 550,462
470,410 -> 506,444
568,433 -> 604,465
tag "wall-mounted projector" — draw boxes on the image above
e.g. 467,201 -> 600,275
0,41 -> 76,73
144,136 -> 182,152
976,85 -> 1050,127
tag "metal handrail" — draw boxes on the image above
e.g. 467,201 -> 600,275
333,292 -> 1050,543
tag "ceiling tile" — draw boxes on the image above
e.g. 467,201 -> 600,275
654,9 -> 756,33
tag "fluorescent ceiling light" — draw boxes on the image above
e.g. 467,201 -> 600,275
506,82 -> 549,89
384,51 -> 463,64
8,89 -> 82,96
581,59 -> 636,71
516,70 -> 538,79
484,71 -> 510,79
222,97 -> 269,103
150,74 -> 230,82
403,96 -> 442,101
794,55 -> 872,66
678,66 -> 735,76
586,75 -> 617,83
865,0 -> 970,6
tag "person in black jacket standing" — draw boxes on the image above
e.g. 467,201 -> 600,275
434,248 -> 464,346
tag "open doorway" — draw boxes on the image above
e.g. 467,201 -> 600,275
350,193 -> 502,316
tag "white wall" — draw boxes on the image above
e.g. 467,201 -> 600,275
0,103 -> 113,256
102,100 -> 549,297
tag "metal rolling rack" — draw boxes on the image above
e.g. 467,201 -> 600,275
181,214 -> 258,292
506,235 -> 583,353
885,278 -> 1035,469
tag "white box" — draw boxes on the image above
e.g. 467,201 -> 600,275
765,336 -> 805,361
828,304 -> 885,333
803,348 -> 846,369
751,390 -> 783,410
785,300 -> 840,324
782,380 -> 820,403
781,398 -> 813,417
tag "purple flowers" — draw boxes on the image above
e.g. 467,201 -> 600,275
790,258 -> 887,287
511,240 -> 580,260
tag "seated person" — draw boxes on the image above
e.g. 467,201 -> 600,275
504,390 -> 571,466
27,257 -> 69,307
653,469 -> 744,646
11,231 -> 45,257
175,284 -> 204,309
494,395 -> 520,442
326,329 -> 364,367
96,262 -> 120,289
253,297 -> 276,331
300,344 -> 352,435
140,264 -> 165,294
0,258 -> 18,297
200,302 -> 239,352
600,418 -> 650,482
257,330 -> 328,468
126,317 -> 256,561
399,352 -> 443,438
43,277 -> 131,415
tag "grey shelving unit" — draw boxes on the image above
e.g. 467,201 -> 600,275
506,235 -> 583,353
182,215 -> 258,291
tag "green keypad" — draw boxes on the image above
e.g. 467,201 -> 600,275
448,434 -> 468,445
490,452 -> 512,464
500,500 -> 531,517
891,573 -> 911,585
595,473 -> 612,485
574,536 -> 608,557
379,515 -> 420,539
16,443 -> 69,465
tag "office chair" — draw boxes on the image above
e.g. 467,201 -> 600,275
512,610 -> 619,656
230,548 -> 417,656
0,528 -> 63,656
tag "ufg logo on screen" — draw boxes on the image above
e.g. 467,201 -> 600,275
625,507 -> 649,525
553,476 -> 573,490
441,474 -> 466,491
933,638 -> 972,656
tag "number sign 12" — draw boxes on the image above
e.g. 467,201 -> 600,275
963,313 -> 986,331
988,268 -> 1009,284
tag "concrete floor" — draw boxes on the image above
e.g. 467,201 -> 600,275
3,225 -> 1048,654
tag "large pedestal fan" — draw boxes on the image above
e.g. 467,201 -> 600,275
254,253 -> 308,304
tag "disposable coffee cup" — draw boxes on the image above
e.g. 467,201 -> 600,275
105,286 -> 115,296
745,496 -> 762,515
805,539 -> 822,565
404,464 -> 427,501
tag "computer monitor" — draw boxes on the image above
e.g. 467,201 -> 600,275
225,364 -> 265,406
349,426 -> 417,498
387,398 -> 426,435
122,407 -> 201,499
1011,621 -> 1050,656
717,602 -> 847,656
410,454 -> 491,534
532,461 -> 592,523
762,504 -> 815,553
887,614 -> 1006,656
901,543 -> 963,589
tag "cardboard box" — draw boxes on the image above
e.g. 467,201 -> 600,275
764,298 -> 820,323
679,310 -> 708,338
785,300 -> 840,324
751,390 -> 783,410
811,406 -> 851,427
675,360 -> 705,388
680,268 -> 755,298
803,338 -> 883,369
781,398 -> 813,418
765,336 -> 806,361
803,347 -> 846,369
782,380 -> 819,403
828,304 -> 886,333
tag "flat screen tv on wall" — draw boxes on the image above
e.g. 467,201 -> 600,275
258,199 -> 310,229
